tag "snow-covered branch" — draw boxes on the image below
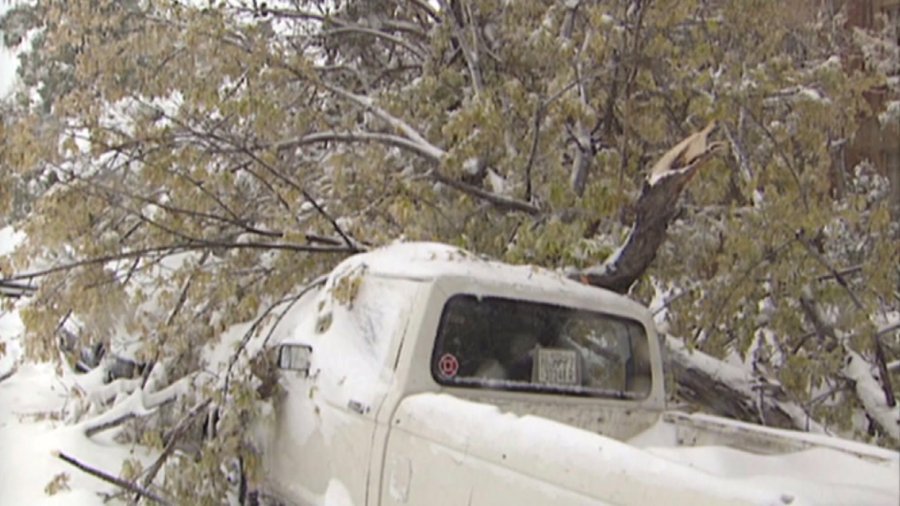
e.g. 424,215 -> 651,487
274,130 -> 445,163
2,241 -> 353,283
79,375 -> 192,438
845,349 -> 900,441
319,82 -> 447,160
666,335 -> 826,433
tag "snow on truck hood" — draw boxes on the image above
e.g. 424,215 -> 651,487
396,393 -> 899,506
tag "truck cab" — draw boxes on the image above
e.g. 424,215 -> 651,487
258,242 -> 898,506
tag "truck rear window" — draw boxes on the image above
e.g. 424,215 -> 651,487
431,295 -> 652,399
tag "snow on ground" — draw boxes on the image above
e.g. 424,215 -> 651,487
0,365 -> 156,505
2,227 -> 155,504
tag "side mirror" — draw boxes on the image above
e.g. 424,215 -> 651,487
277,344 -> 312,377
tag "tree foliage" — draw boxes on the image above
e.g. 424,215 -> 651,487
1,0 -> 898,501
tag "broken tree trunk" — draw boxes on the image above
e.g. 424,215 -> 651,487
572,121 -> 722,293
570,124 -> 805,429
571,122 -> 899,442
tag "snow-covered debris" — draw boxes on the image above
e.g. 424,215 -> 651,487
0,226 -> 25,256
844,349 -> 900,440
666,335 -> 827,434
879,100 -> 900,127
0,364 -> 156,505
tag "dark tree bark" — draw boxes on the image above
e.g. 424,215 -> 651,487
571,126 -> 722,294
0,279 -> 35,298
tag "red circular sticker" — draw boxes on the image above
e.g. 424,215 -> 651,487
438,353 -> 459,378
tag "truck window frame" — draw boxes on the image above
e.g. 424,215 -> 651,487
430,294 -> 652,400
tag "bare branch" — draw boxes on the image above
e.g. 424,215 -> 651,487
2,242 -> 354,283
524,79 -> 580,202
318,82 -> 447,159
55,451 -> 171,506
796,235 -> 865,310
260,7 -> 327,23
0,367 -> 16,384
744,106 -> 809,211
0,280 -> 37,298
667,336 -> 822,432
273,130 -> 444,163
165,252 -> 208,327
816,264 -> 864,282
431,171 -> 541,215
437,0 -> 484,95
84,412 -> 139,439
524,103 -> 543,203
222,277 -> 328,395
569,26 -> 596,197
63,168 -> 284,242
323,26 -> 427,61
219,138 -> 362,250
136,399 -> 213,502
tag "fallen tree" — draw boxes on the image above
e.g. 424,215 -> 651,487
1,1 -> 897,502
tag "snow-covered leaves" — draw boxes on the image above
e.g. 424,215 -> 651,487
0,0 -> 898,501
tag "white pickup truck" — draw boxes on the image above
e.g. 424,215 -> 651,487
257,242 -> 899,506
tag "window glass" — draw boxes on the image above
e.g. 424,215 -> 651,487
431,295 -> 651,399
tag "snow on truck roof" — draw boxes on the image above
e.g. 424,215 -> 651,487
329,242 -> 648,317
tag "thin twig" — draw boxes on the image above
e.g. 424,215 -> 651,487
273,130 -> 443,162
83,395 -> 176,438
431,171 -> 541,215
744,106 -> 809,211
55,451 -> 171,506
84,413 -> 137,439
796,235 -> 864,310
652,289 -> 691,316
0,367 -> 16,384
3,242 -> 354,283
135,399 -> 212,503
222,276 -> 328,395
321,26 -> 426,60
816,264 -> 863,282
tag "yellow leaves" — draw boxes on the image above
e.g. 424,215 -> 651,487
140,430 -> 164,450
504,217 -> 585,267
120,458 -> 144,482
43,473 -> 71,496
441,95 -> 505,173
2,113 -> 58,172
331,271 -> 363,308
235,293 -> 260,323
388,197 -> 414,225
